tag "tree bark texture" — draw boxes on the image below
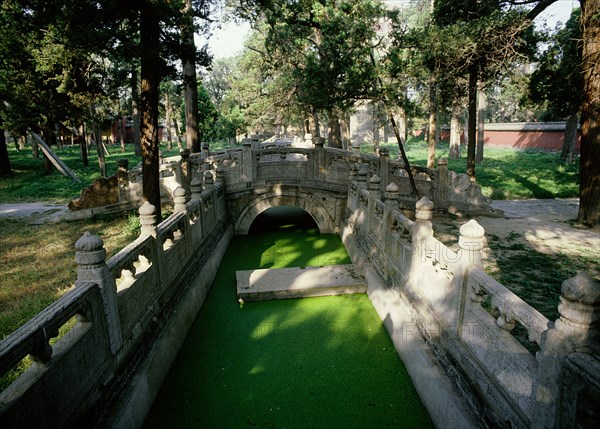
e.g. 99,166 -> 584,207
0,126 -> 11,177
562,113 -> 578,164
131,67 -> 142,157
449,106 -> 461,159
93,121 -> 106,177
328,107 -> 343,148
182,0 -> 200,153
372,102 -> 380,151
140,2 -> 162,219
120,116 -> 126,152
165,91 -> 173,151
309,109 -> 320,138
467,69 -> 477,180
578,0 -> 600,227
427,76 -> 437,169
476,85 -> 486,164
79,125 -> 88,167
341,113 -> 351,150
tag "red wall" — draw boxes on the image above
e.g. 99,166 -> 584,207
483,130 -> 581,153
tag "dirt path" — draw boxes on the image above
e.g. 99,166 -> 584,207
433,198 -> 599,319
482,199 -> 598,256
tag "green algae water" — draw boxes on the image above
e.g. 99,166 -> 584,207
143,207 -> 432,429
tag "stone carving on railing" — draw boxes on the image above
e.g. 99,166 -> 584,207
0,173 -> 231,427
342,179 -> 598,428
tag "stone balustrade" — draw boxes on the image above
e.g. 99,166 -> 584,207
342,179 -> 600,429
109,144 -> 500,218
1,142 -> 597,428
0,177 -> 232,428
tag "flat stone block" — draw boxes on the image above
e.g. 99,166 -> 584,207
236,264 -> 366,302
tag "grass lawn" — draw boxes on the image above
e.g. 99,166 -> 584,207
361,137 -> 580,200
0,136 -> 580,204
0,212 -> 141,390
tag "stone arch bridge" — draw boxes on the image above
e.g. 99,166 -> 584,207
3,140 -> 598,429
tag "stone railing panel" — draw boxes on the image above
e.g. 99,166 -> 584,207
108,235 -> 159,338
186,198 -> 204,246
156,211 -> 189,286
0,282 -> 112,427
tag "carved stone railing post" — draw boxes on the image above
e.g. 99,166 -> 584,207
179,148 -> 191,195
532,272 -> 600,429
435,157 -> 449,210
190,177 -> 203,201
347,162 -> 359,212
173,186 -> 187,213
75,232 -> 122,354
410,197 -> 434,288
117,158 -> 129,203
201,142 -> 209,157
313,136 -> 325,180
458,219 -> 485,267
378,147 -> 390,193
383,181 -> 400,251
367,174 -> 381,232
139,201 -> 157,237
352,141 -> 361,155
216,164 -> 225,184
413,196 -> 434,242
357,164 -> 368,192
241,140 -> 253,182
204,171 -> 214,190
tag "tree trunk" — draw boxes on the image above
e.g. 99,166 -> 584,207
398,107 -> 407,145
93,121 -> 106,177
140,1 -> 162,219
427,76 -> 437,168
79,125 -> 89,167
309,108 -> 320,137
91,106 -> 106,177
562,113 -> 578,164
18,135 -> 26,151
328,107 -> 342,148
165,91 -> 173,151
476,85 -> 486,164
466,69 -> 477,181
131,67 -> 142,157
372,102 -> 380,152
0,126 -> 11,177
577,0 -> 600,228
120,116 -> 126,152
173,116 -> 184,149
182,0 -> 200,153
341,112 -> 351,150
449,105 -> 461,159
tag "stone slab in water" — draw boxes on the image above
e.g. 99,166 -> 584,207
236,264 -> 366,302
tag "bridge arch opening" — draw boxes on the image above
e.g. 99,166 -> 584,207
248,206 -> 319,235
234,192 -> 337,235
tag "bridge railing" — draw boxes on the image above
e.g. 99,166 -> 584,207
343,179 -> 600,428
0,178 -> 231,427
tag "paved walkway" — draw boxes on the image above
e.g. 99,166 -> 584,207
0,203 -> 69,219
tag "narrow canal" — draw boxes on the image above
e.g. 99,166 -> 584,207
143,207 -> 432,429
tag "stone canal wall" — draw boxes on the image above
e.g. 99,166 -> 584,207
342,175 -> 600,429
1,142 -> 598,428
